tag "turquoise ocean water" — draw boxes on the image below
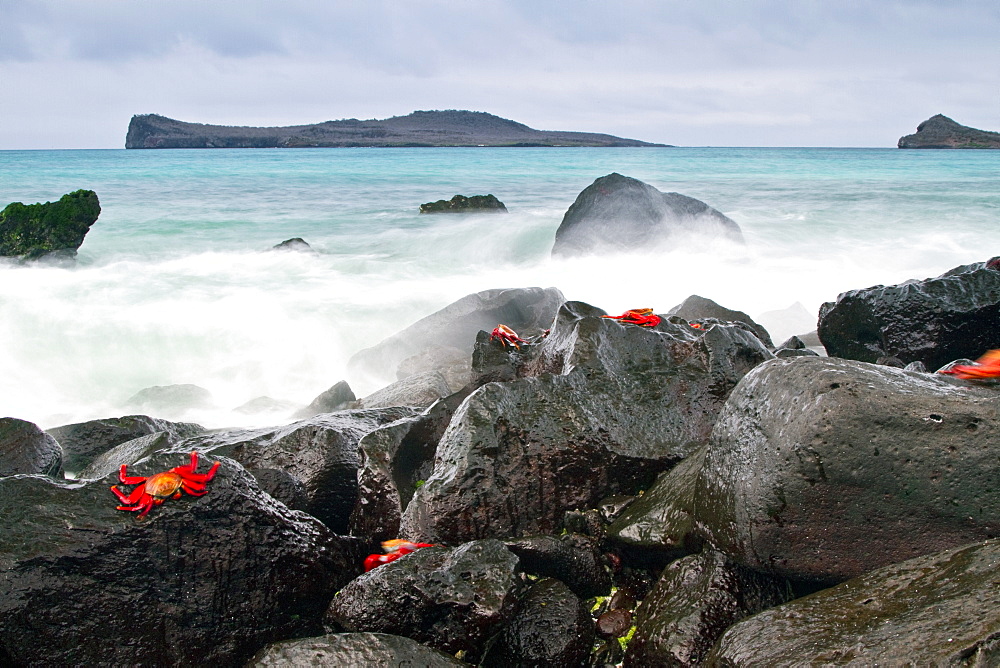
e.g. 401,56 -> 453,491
1,147 -> 997,428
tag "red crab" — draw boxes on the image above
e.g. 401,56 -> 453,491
110,451 -> 220,519
364,539 -> 436,572
490,323 -> 530,349
938,349 -> 1000,381
602,308 -> 661,327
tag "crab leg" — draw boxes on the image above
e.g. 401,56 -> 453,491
118,464 -> 147,485
110,484 -> 147,505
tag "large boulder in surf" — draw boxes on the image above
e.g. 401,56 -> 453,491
400,301 -> 772,544
0,418 -> 62,478
694,356 -> 1000,584
48,414 -> 204,476
818,258 -> 1000,369
0,454 -> 363,666
347,286 -> 564,380
0,189 -> 101,261
326,540 -> 521,661
705,539 -> 1000,665
551,173 -> 743,257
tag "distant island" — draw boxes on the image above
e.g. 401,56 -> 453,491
125,110 -> 667,149
898,114 -> 1000,149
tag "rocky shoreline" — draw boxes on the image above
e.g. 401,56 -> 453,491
2,254 -> 998,666
2,167 -> 999,665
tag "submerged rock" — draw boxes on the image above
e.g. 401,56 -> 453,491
817,259 -> 1000,369
420,194 -> 507,213
0,417 -> 62,478
326,540 -> 521,661
694,356 -> 1000,584
400,301 -> 772,544
124,383 -> 215,418
706,539 -> 1000,665
249,632 -> 470,666
293,380 -> 357,418
0,454 -> 361,666
0,189 -> 101,260
551,173 -> 743,257
270,237 -> 314,252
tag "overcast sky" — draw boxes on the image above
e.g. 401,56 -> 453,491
2,0 -> 998,149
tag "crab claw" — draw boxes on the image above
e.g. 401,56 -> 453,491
939,349 -> 1000,381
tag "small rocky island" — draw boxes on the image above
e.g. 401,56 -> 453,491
125,110 -> 666,149
898,114 -> 1000,148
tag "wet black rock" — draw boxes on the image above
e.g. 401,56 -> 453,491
0,189 -> 101,261
347,286 -> 563,381
167,409 -> 417,533
0,454 -> 363,666
694,356 -> 1000,584
503,534 -> 611,599
0,417 -> 62,478
351,397 -> 464,541
551,173 -> 743,257
249,632 -> 470,666
48,414 -> 204,476
625,549 -> 792,666
293,379 -> 357,418
480,578 -> 594,667
326,540 -> 521,661
606,445 -> 706,565
420,194 -> 507,213
775,346 -> 819,358
401,302 -> 772,544
817,259 -> 1000,369
706,539 -> 1000,665
76,430 -> 173,480
357,370 -> 453,409
668,294 -> 773,347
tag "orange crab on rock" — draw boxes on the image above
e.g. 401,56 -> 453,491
938,349 -> 1000,382
110,451 -> 220,519
602,308 -> 661,328
490,324 -> 531,349
363,539 -> 436,571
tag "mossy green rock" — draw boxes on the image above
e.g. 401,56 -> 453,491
705,539 -> 1000,665
0,190 -> 100,260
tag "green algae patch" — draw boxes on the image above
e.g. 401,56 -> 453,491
0,189 -> 101,260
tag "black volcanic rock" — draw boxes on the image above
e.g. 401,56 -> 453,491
420,194 -> 507,213
552,173 -> 744,257
0,455 -> 362,666
0,190 -> 100,261
693,356 -> 1000,585
0,418 -> 62,478
898,114 -> 1000,148
817,259 -> 1000,369
126,110 -> 666,149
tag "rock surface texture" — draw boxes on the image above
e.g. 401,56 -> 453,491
706,539 -> 1000,665
0,189 -> 101,260
898,114 -> 1000,148
326,540 -> 521,661
400,301 -> 773,544
0,417 -> 63,477
126,110 -> 665,148
818,259 -> 1000,369
249,632 -> 469,667
0,455 -> 361,666
694,356 -> 1000,584
551,173 -> 743,257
